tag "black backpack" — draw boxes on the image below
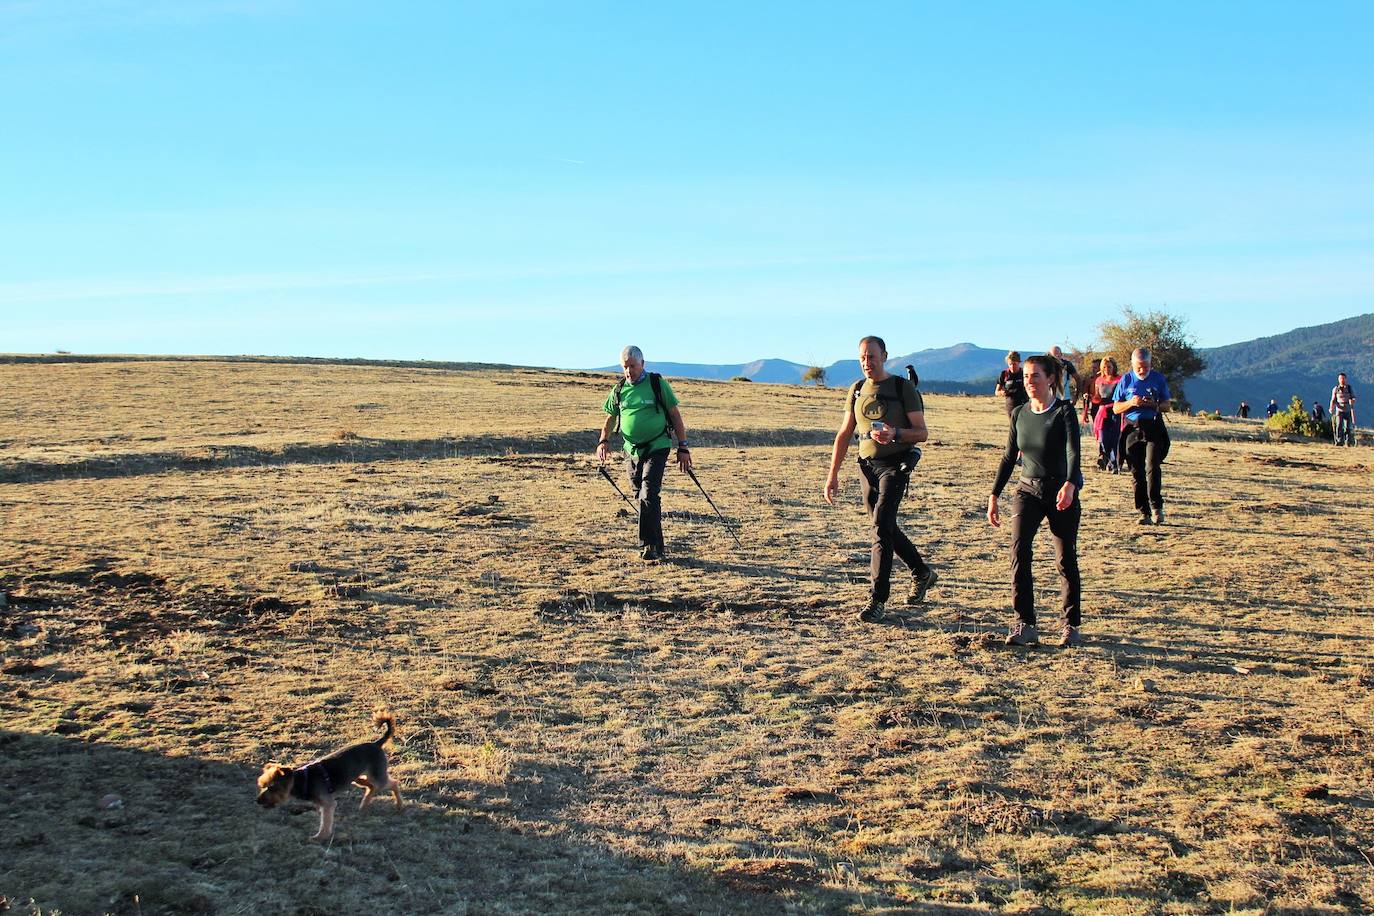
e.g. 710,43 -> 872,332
612,372 -> 670,448
851,374 -> 923,421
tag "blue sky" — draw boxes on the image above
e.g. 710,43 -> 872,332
3,1 -> 1371,367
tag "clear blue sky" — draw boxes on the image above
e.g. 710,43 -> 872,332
3,1 -> 1371,367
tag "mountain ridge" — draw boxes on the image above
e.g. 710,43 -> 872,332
595,313 -> 1372,412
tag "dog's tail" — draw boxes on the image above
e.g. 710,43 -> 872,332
372,710 -> 396,746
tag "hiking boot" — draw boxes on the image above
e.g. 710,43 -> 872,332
640,545 -> 661,562
857,599 -> 887,623
1005,621 -> 1039,646
1137,512 -> 1152,526
1058,625 -> 1082,648
909,568 -> 939,605
1152,508 -> 1165,525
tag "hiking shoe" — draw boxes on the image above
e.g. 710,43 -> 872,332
1152,508 -> 1165,525
1005,621 -> 1039,646
857,599 -> 887,623
909,568 -> 939,605
1058,625 -> 1082,648
639,545 -> 661,561
1137,512 -> 1152,526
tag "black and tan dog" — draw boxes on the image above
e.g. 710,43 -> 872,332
256,712 -> 402,841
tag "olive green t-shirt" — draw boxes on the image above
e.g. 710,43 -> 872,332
603,373 -> 679,456
848,375 -> 923,459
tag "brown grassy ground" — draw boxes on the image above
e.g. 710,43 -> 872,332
1,358 -> 1371,915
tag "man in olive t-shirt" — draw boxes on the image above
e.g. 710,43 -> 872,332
596,345 -> 692,561
824,335 -> 937,622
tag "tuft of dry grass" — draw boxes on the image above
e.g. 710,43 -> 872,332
1,357 -> 1371,914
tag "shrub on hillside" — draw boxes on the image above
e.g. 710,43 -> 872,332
731,376 -> 752,383
802,366 -> 826,386
1265,396 -> 1332,439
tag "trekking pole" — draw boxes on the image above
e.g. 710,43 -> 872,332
597,464 -> 639,517
683,466 -> 743,549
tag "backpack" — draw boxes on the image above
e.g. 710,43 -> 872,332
851,376 -> 925,472
612,372 -> 670,448
851,375 -> 921,422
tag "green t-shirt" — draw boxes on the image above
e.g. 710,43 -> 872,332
848,375 -> 923,459
604,374 -> 679,456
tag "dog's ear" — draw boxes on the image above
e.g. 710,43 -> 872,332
257,764 -> 292,787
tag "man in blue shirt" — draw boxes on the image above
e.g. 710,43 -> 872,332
1113,347 -> 1172,525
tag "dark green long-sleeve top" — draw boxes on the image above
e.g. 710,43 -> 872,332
992,398 -> 1084,497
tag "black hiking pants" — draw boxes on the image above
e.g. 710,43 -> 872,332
858,457 -> 930,603
626,448 -> 669,551
1123,417 -> 1170,514
1008,479 -> 1081,628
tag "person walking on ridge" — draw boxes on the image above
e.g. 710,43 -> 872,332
1090,357 -> 1123,472
995,351 -> 1028,421
1048,345 -> 1081,405
1113,347 -> 1172,525
1330,372 -> 1357,446
596,346 -> 692,561
987,355 -> 1085,647
824,335 -> 938,622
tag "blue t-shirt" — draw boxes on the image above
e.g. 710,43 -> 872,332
1114,370 -> 1171,423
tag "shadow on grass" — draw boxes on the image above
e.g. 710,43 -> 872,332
939,576 -> 1371,634
0,728 -> 861,915
0,428 -> 834,485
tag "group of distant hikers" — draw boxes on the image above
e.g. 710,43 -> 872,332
595,336 -> 1254,649
1240,373 -> 1358,446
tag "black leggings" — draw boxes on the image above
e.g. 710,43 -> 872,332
1009,482 -> 1081,627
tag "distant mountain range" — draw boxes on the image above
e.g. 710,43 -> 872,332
600,313 -> 1373,412
598,343 -> 1032,395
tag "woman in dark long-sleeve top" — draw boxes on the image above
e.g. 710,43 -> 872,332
986,354 -> 1084,648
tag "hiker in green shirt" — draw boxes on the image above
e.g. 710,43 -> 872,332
596,345 -> 692,561
824,335 -> 938,622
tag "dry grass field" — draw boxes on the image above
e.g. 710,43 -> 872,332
2,357 -> 1371,915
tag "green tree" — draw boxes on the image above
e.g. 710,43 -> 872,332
1097,306 -> 1207,411
802,365 -> 827,386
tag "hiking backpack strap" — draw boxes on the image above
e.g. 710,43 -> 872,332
648,372 -> 667,415
611,378 -> 626,435
852,376 -> 904,415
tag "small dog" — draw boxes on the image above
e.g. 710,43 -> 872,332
256,712 -> 402,841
